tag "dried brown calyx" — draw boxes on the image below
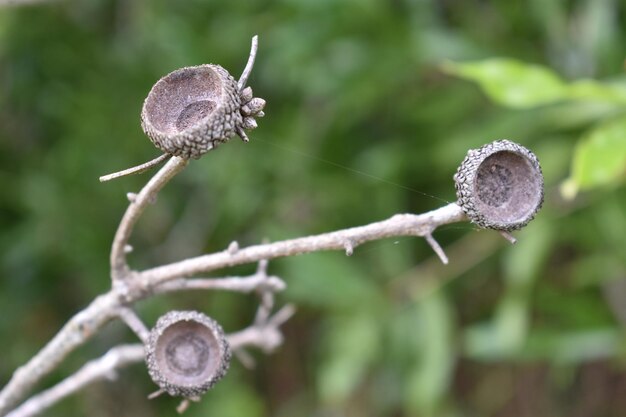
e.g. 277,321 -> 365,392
145,311 -> 231,398
454,140 -> 544,231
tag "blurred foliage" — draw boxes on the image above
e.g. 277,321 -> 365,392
444,58 -> 626,197
1,0 -> 626,416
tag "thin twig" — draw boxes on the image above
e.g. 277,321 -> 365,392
109,156 -> 188,281
117,307 -> 150,343
253,259 -> 275,324
268,304 -> 296,328
227,304 -> 295,354
254,291 -> 274,326
5,344 -> 144,417
152,274 -> 285,296
237,35 -> 258,91
233,349 -> 256,369
0,293 -> 120,416
138,203 -> 467,287
99,154 -> 170,182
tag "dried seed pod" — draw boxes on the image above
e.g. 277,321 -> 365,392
141,64 -> 244,159
145,311 -> 231,397
99,36 -> 263,182
454,140 -> 544,231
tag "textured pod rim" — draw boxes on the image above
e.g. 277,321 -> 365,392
140,64 -> 242,159
453,140 -> 544,231
145,310 -> 231,397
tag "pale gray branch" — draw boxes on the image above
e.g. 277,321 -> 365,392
227,304 -> 296,354
117,307 -> 149,343
152,273 -> 286,296
137,203 -> 467,287
0,293 -> 119,415
0,27 -> 479,417
6,345 -> 144,417
109,156 -> 188,281
0,203 -> 467,416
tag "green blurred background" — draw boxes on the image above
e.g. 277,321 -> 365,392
1,0 -> 626,416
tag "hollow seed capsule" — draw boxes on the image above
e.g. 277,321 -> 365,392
454,140 -> 544,231
145,310 -> 231,398
141,64 -> 249,159
99,37 -> 265,182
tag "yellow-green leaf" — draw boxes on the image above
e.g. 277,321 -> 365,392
442,58 -> 567,108
567,116 -> 626,195
568,79 -> 626,104
443,58 -> 626,108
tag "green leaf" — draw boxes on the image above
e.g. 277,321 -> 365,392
443,59 -> 626,109
442,58 -> 567,108
568,79 -> 626,104
565,116 -> 626,196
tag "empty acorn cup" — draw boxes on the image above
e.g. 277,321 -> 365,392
454,140 -> 544,231
141,64 -> 242,159
145,310 -> 231,398
99,36 -> 264,181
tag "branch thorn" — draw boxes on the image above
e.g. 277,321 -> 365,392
176,399 -> 190,414
228,241 -> 240,254
344,240 -> 354,256
236,126 -> 250,142
148,389 -> 165,400
234,349 -> 256,369
269,304 -> 296,327
424,233 -> 449,265
499,230 -> 517,244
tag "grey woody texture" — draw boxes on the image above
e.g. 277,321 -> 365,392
145,311 -> 231,397
454,140 -> 544,231
140,64 -> 265,159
